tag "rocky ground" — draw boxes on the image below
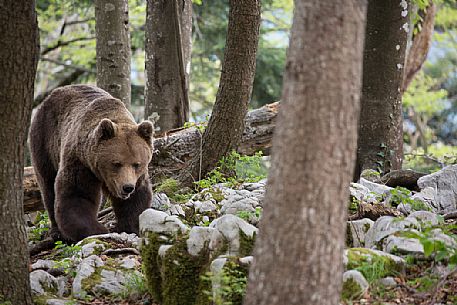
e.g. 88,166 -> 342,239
28,165 -> 457,305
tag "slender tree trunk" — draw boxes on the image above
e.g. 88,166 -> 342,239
354,0 -> 409,180
95,0 -> 131,107
0,1 -> 39,304
244,0 -> 367,304
144,0 -> 191,132
402,2 -> 436,92
184,0 -> 261,184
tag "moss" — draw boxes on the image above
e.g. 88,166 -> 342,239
239,230 -> 256,257
32,295 -> 48,305
161,235 -> 210,305
81,267 -> 102,293
346,223 -> 354,247
346,248 -> 403,282
203,188 -> 225,203
156,178 -> 180,195
341,277 -> 364,301
141,232 -> 164,303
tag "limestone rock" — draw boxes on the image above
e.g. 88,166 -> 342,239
364,216 -> 420,248
139,208 -> 189,235
342,270 -> 369,300
30,270 -> 62,296
72,255 -> 104,298
210,214 -> 258,256
347,218 -> 374,247
417,165 -> 457,213
384,235 -> 424,255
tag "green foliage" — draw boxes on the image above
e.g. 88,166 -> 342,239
29,211 -> 50,241
353,255 -> 397,284
116,272 -> 148,300
54,240 -> 82,258
403,144 -> 457,173
407,274 -> 439,292
403,71 -> 448,116
402,226 -> 457,267
202,260 -> 248,305
388,187 -> 431,211
195,151 -> 267,190
236,207 -> 262,222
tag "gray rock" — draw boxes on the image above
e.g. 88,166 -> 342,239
397,203 -> 413,215
31,259 -> 56,271
209,257 -> 228,303
242,182 -> 265,192
193,200 -> 218,213
342,270 -> 369,300
169,203 -> 186,217
152,193 -> 171,211
378,277 -> 397,287
187,226 -> 218,256
72,255 -> 104,298
139,209 -> 189,235
365,216 -> 420,248
210,214 -> 258,256
220,197 -> 257,215
417,165 -> 457,213
46,299 -> 74,305
411,187 -> 436,211
429,229 -> 457,249
347,218 -> 374,247
158,245 -> 173,258
239,256 -> 253,266
384,235 -> 424,255
79,240 -> 106,258
94,269 -> 126,295
359,178 -> 393,196
119,256 -> 140,269
344,248 -> 406,271
30,270 -> 62,296
350,183 -> 377,203
79,232 -> 140,249
408,211 -> 441,227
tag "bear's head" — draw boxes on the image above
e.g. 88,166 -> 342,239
92,118 -> 154,199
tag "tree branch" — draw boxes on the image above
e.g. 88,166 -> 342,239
41,36 -> 95,56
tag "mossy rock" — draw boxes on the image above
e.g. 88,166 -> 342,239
346,248 -> 405,282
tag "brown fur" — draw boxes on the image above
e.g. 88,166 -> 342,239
30,85 -> 153,242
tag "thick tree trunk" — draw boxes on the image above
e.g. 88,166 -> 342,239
22,102 -> 279,212
0,1 -> 39,304
144,0 -> 191,132
243,1 -> 367,304
95,0 -> 131,107
402,2 -> 436,93
354,0 -> 409,180
184,0 -> 261,185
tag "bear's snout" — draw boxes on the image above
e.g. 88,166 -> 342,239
122,184 -> 135,195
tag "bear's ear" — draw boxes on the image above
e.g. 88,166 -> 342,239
137,120 -> 154,144
95,118 -> 116,141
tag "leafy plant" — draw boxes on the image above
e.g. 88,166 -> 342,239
202,260 -> 248,305
29,211 -> 50,241
388,187 -> 431,211
54,240 -> 82,258
236,207 -> 262,222
195,151 -> 267,190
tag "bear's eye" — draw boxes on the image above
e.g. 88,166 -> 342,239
112,162 -> 122,168
133,162 -> 141,169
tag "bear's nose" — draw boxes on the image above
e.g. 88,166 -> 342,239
122,184 -> 135,194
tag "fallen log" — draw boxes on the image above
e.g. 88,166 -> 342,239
23,102 -> 279,213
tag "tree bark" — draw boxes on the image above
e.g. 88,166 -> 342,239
243,0 -> 367,304
354,0 -> 409,180
402,2 -> 436,93
184,0 -> 261,185
0,0 -> 39,303
144,0 -> 191,132
95,0 -> 131,107
22,102 -> 279,212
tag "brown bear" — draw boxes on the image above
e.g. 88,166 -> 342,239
30,84 -> 153,242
